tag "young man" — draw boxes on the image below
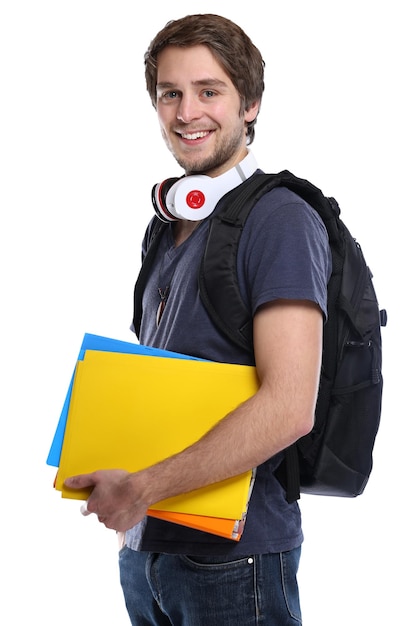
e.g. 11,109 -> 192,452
65,14 -> 332,625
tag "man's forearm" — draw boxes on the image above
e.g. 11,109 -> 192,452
130,382 -> 313,509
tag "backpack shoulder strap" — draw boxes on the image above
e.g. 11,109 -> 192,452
199,173 -> 280,352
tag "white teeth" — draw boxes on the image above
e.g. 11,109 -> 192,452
181,131 -> 209,140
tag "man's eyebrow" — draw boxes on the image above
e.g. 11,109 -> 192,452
156,78 -> 229,91
192,79 -> 229,88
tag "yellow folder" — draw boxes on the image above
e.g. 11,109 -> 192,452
55,349 -> 259,521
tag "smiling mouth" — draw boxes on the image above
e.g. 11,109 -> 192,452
179,131 -> 211,140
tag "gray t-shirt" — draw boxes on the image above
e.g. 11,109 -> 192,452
126,183 -> 332,556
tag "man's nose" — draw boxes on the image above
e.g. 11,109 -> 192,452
176,94 -> 202,123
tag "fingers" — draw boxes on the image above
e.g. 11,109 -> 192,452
80,501 -> 107,526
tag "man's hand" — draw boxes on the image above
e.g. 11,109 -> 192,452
64,470 -> 148,532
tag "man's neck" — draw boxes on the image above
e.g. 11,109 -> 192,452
173,219 -> 202,247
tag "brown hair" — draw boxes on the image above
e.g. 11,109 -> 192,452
144,14 -> 265,145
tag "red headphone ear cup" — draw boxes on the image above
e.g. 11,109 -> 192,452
152,178 -> 181,222
167,175 -> 215,220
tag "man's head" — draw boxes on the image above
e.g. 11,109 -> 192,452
144,14 -> 265,146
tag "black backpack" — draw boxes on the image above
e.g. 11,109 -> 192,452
133,171 -> 387,503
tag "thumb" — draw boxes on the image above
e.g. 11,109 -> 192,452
64,474 -> 97,518
64,473 -> 97,490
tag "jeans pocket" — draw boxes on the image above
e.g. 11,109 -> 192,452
182,553 -> 253,568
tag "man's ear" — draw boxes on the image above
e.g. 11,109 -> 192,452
244,100 -> 261,123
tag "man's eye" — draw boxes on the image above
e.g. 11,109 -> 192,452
203,90 -> 215,98
159,91 -> 179,101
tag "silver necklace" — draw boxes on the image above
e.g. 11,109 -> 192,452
155,221 -> 203,327
156,237 -> 176,328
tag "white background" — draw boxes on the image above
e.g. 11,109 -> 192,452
1,1 -> 415,624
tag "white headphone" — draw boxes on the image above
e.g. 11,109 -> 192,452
152,151 -> 258,222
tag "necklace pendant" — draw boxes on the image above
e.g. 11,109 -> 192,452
156,285 -> 170,327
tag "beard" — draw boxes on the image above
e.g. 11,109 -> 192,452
165,123 -> 246,175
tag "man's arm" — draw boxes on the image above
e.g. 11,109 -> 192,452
65,299 -> 323,531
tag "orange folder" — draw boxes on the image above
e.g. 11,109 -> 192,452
147,509 -> 246,541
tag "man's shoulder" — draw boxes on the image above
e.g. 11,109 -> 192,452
247,181 -> 326,235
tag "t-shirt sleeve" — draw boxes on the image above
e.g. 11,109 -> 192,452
238,187 -> 332,319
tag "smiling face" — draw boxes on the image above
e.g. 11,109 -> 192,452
155,45 -> 259,177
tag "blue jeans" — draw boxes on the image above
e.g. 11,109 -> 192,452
119,547 -> 302,625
